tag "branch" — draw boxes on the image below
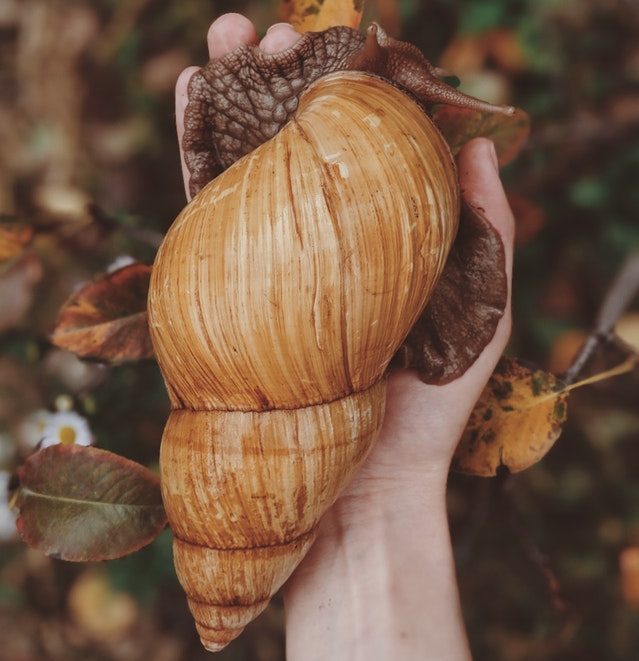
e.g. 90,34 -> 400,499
563,252 -> 639,384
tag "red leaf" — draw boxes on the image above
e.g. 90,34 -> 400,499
17,445 -> 166,561
433,105 -> 530,166
51,263 -> 153,363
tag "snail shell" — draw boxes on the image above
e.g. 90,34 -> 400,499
147,71 -> 459,651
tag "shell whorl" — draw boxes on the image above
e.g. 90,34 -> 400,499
148,72 -> 460,650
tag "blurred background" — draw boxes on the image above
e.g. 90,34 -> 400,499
1,0 -> 638,659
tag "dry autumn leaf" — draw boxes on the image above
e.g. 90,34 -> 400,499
454,358 -> 569,477
0,218 -> 34,264
433,106 -> 530,167
51,263 -> 153,363
17,444 -> 166,561
455,356 -> 638,476
279,0 -> 364,32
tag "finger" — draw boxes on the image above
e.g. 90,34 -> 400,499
424,138 -> 515,412
456,137 -> 514,367
384,139 -> 516,442
457,137 -> 515,282
175,66 -> 200,200
259,23 -> 301,53
207,13 -> 258,60
177,15 -> 259,201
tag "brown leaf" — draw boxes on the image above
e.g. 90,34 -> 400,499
453,358 -> 568,476
433,105 -> 530,166
0,218 -> 34,264
51,263 -> 153,363
16,444 -> 166,561
280,0 -> 365,32
394,200 -> 507,384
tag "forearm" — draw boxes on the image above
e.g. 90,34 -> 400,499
284,478 -> 471,661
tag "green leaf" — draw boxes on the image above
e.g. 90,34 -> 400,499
17,445 -> 166,561
433,106 -> 530,166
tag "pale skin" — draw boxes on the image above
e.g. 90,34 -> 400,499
176,13 -> 515,660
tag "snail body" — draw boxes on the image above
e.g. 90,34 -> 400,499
148,71 -> 459,650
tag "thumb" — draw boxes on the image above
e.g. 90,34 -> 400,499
446,137 -> 515,396
458,137 -> 515,285
385,138 -> 515,440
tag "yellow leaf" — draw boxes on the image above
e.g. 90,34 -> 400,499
279,0 -> 365,32
616,312 -> 639,353
455,356 -> 638,477
454,358 -> 568,477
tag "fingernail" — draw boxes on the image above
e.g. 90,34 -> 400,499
266,22 -> 291,33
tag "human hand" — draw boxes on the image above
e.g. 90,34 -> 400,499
175,14 -> 514,660
175,8 -> 514,507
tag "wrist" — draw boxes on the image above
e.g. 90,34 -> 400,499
284,477 -> 470,661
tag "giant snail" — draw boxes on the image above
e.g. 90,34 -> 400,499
147,23 -> 510,651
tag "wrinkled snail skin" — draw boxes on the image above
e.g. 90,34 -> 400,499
148,72 -> 459,651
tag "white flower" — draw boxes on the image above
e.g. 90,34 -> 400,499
40,411 -> 93,449
15,409 -> 52,455
0,470 -> 17,542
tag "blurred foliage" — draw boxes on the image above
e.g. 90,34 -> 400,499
0,0 -> 638,659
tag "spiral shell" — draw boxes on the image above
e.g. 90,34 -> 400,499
148,71 -> 459,651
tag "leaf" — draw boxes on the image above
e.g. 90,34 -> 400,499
432,106 -> 530,166
16,444 -> 166,561
454,356 -> 638,476
51,263 -> 153,363
0,217 -> 34,264
453,358 -> 569,477
279,0 -> 365,32
394,200 -> 507,384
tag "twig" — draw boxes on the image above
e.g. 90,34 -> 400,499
562,252 -> 639,384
